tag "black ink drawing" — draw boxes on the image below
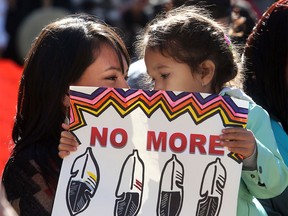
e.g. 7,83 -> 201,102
157,154 -> 184,216
114,150 -> 145,216
66,147 -> 100,216
196,157 -> 227,216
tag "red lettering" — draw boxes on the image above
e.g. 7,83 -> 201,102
147,131 -> 167,151
147,131 -> 224,156
90,127 -> 108,146
169,133 -> 187,152
110,128 -> 128,148
209,135 -> 224,155
190,134 -> 206,154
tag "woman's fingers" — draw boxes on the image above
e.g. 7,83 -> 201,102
59,131 -> 79,159
58,150 -> 70,159
58,142 -> 77,151
60,134 -> 78,145
62,123 -> 70,131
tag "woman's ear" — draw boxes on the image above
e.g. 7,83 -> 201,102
63,94 -> 70,124
199,60 -> 215,86
63,93 -> 70,107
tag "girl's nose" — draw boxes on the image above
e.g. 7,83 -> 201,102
118,77 -> 129,89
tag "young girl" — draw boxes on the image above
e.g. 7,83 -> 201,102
59,6 -> 288,216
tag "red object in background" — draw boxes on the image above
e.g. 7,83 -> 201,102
0,59 -> 22,176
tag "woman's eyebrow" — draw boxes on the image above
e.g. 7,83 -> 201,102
105,66 -> 122,72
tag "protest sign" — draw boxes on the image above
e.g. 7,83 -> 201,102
53,86 -> 249,216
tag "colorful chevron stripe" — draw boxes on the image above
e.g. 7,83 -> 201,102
69,87 -> 248,131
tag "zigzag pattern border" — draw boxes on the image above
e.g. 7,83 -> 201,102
69,87 -> 248,131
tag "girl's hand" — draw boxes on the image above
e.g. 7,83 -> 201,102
58,123 -> 79,159
220,128 -> 256,159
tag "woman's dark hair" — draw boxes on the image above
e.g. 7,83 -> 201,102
136,6 -> 242,93
11,14 -> 130,190
243,0 -> 288,133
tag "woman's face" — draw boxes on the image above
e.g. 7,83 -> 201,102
74,45 -> 129,88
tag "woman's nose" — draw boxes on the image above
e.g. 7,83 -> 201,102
153,82 -> 162,91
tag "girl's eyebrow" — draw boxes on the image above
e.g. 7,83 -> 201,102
154,64 -> 170,70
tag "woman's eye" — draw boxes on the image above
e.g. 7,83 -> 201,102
107,76 -> 117,81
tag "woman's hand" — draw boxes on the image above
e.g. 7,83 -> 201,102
58,123 -> 79,159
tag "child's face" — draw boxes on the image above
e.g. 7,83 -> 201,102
144,49 -> 211,93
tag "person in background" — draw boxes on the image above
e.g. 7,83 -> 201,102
229,0 -> 257,53
168,0 -> 257,51
2,0 -> 72,65
0,0 -> 8,57
166,0 -> 232,25
127,58 -> 153,89
120,0 -> 150,60
243,0 -> 288,215
2,14 -> 130,216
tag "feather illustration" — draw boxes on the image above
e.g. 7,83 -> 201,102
196,157 -> 227,216
114,149 -> 145,216
157,154 -> 184,216
66,147 -> 100,216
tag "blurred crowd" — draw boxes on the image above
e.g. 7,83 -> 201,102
0,0 -> 276,65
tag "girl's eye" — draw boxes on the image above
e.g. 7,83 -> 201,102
161,73 -> 170,79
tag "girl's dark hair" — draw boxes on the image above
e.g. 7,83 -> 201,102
243,0 -> 288,133
136,6 -> 242,94
11,14 -> 130,190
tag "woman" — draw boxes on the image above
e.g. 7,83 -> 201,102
2,14 -> 130,216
